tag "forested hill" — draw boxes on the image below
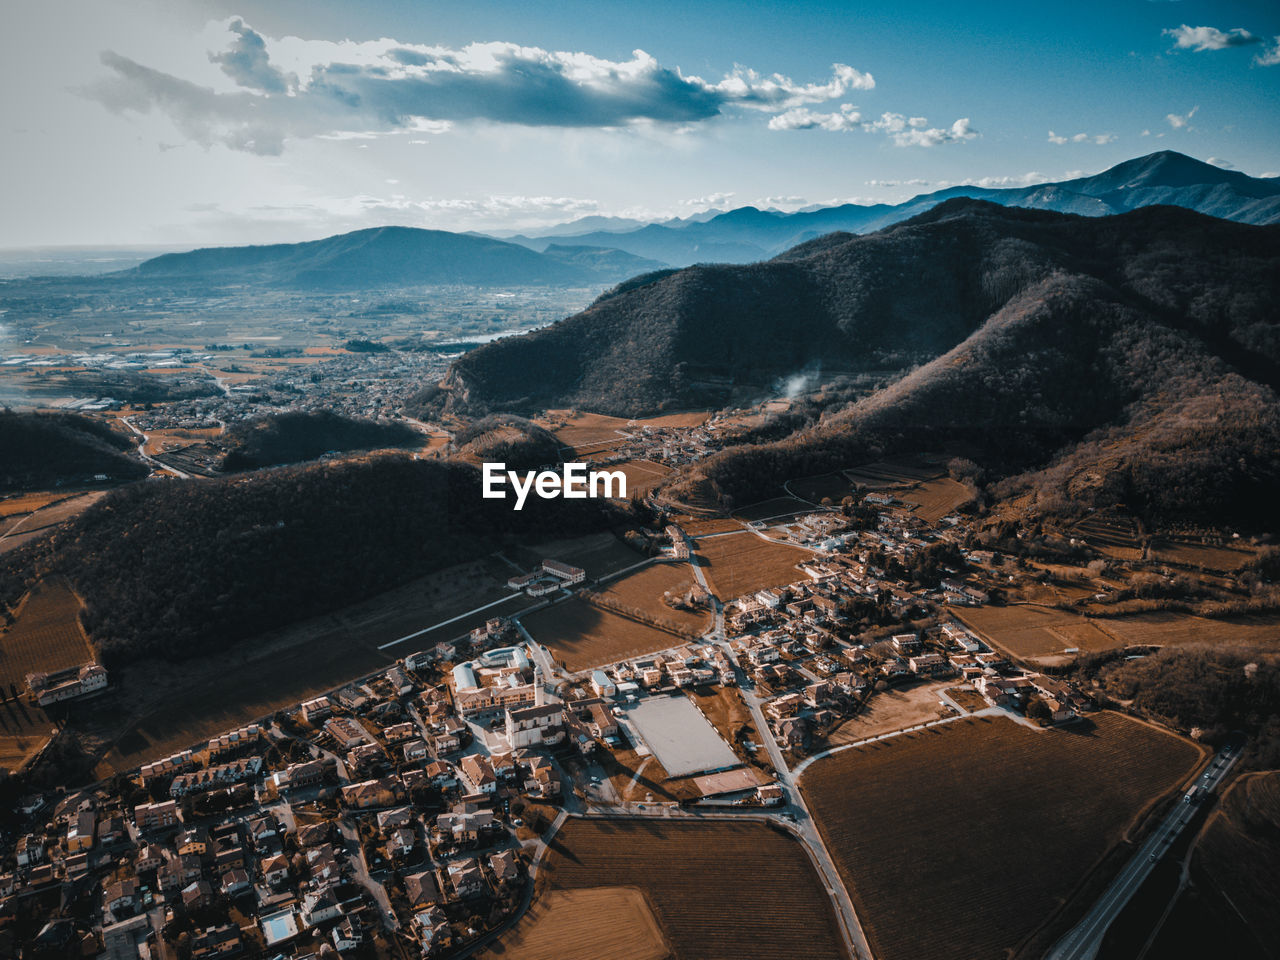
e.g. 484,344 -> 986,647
0,456 -> 623,665
219,411 -> 421,472
439,200 -> 1280,418
0,412 -> 148,491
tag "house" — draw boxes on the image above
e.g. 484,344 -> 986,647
261,853 -> 290,887
16,836 -> 44,867
305,844 -> 341,882
757,784 -> 785,806
332,918 -> 363,953
881,658 -> 910,679
908,653 -> 951,677
341,777 -> 403,809
891,633 -> 923,655
587,703 -> 618,740
178,827 -> 209,857
248,816 -> 278,849
437,805 -> 496,843
590,670 -> 616,698
301,696 -> 333,723
190,924 -> 241,960
136,843 -> 164,873
213,841 -> 245,872
103,878 -> 139,916
383,722 -> 417,743
389,827 -> 416,857
489,849 -> 519,884
220,869 -> 251,897
402,739 -> 430,762
271,759 -> 324,793
325,716 -> 372,750
447,857 -> 488,898
302,888 -> 343,926
97,815 -> 126,845
66,809 -> 96,852
424,760 -> 458,789
182,880 -> 214,910
766,692 -> 804,719
377,807 -> 414,832
404,870 -> 442,909
459,755 -> 498,795
297,820 -> 333,847
413,906 -> 452,953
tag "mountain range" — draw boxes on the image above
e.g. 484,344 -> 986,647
440,199 -> 1280,527
130,226 -> 663,288
499,152 -> 1280,266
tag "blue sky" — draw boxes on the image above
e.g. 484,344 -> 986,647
3,0 -> 1278,246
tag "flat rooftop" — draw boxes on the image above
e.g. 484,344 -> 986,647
621,694 -> 740,778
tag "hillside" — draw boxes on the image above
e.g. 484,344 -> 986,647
0,412 -> 148,491
130,225 -> 654,288
0,456 -> 620,664
444,201 -> 1280,527
220,411 -> 421,472
506,152 -> 1280,266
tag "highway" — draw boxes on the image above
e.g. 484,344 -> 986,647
1046,744 -> 1241,960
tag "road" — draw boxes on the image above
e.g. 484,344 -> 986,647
122,417 -> 196,479
1046,744 -> 1241,960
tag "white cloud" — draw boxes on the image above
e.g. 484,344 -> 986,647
1206,157 -> 1234,168
1256,37 -> 1280,66
1163,24 -> 1259,51
1048,130 -> 1117,145
767,103 -> 862,131
873,114 -> 978,147
966,171 -> 1050,188
83,19 -> 874,154
681,192 -> 734,208
1166,106 -> 1198,129
866,178 -> 931,187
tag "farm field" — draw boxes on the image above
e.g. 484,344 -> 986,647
1070,513 -> 1143,561
842,460 -> 940,488
478,887 -> 671,960
788,472 -> 857,504
0,578 -> 94,691
951,604 -> 1121,662
800,713 -> 1203,960
1148,537 -> 1255,571
1096,610 -> 1280,650
897,476 -> 971,522
822,681 -> 951,746
514,531 -> 646,582
521,598 -> 696,674
944,686 -> 989,712
0,730 -> 53,773
675,516 -> 743,536
693,532 -> 813,601
0,492 -> 107,555
1185,771 -> 1280,954
609,459 -> 671,496
0,492 -> 68,517
532,817 -> 848,960
584,562 -> 710,636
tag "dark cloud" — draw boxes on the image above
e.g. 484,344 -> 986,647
82,22 -> 873,154
209,19 -> 293,93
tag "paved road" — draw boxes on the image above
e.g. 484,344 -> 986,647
122,417 -> 196,479
1046,745 -> 1241,960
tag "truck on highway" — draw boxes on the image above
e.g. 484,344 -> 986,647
1184,785 -> 1200,804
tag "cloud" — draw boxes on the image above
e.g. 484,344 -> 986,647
1166,106 -> 1198,129
84,21 -> 874,154
1163,24 -> 1259,51
966,171 -> 1050,188
1256,37 -> 1280,66
1047,130 -> 1117,145
210,19 -> 294,93
767,103 -> 862,131
773,109 -> 977,147
866,178 -> 931,187
868,113 -> 978,147
1206,157 -> 1234,168
681,192 -> 734,207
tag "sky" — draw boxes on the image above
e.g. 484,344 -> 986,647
3,0 -> 1278,247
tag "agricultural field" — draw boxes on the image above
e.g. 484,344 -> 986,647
521,598 -> 696,674
842,460 -> 941,488
1148,537 -> 1256,572
897,476 -> 972,522
693,532 -> 814,602
686,685 -> 770,770
0,578 -> 94,691
585,562 -> 711,636
594,744 -> 703,803
1070,513 -> 1144,561
675,516 -> 744,537
1095,610 -> 1280,651
0,492 -> 107,555
531,818 -> 848,960
800,713 -> 1203,960
609,459 -> 671,497
514,531 -> 646,582
478,887 -> 671,960
944,686 -> 989,712
951,604 -> 1121,662
821,681 -> 952,746
1183,771 -> 1280,954
0,492 -> 69,517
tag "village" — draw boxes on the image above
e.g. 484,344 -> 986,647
0,465 -> 1108,960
